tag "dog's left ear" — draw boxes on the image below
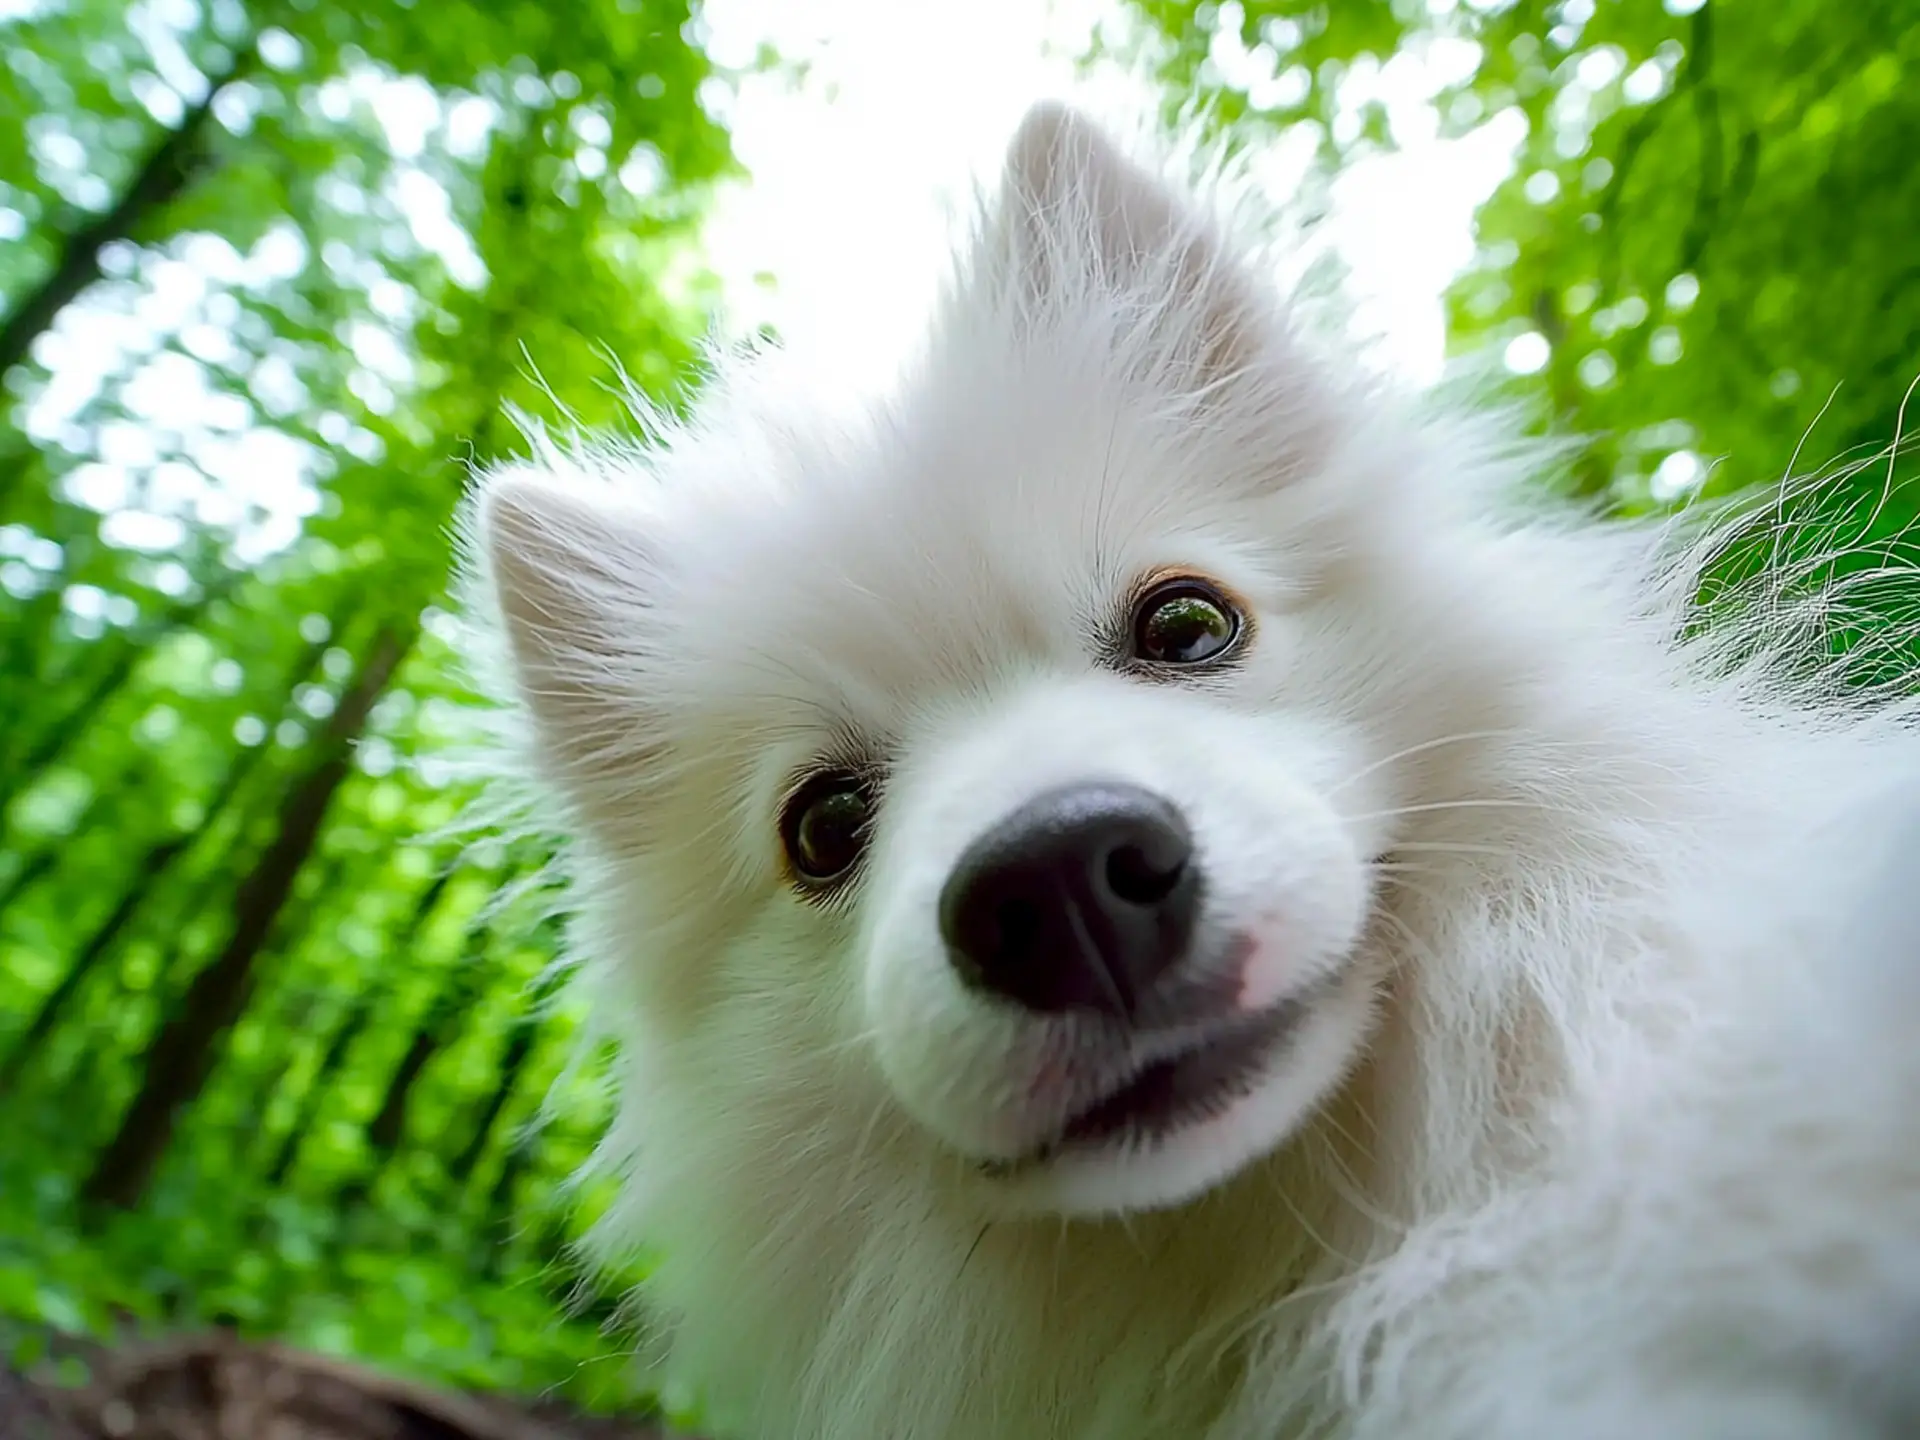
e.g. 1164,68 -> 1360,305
471,462 -> 667,804
991,102 -> 1271,395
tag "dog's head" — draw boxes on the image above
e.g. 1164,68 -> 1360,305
470,105 -> 1505,1220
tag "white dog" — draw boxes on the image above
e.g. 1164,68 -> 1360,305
460,103 -> 1920,1439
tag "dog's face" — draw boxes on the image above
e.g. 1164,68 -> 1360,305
474,106 -> 1454,1219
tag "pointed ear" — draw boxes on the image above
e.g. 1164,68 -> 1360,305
992,102 -> 1267,391
473,462 -> 663,795
1001,102 -> 1190,284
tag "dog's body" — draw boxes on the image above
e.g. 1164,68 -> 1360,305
463,105 -> 1920,1438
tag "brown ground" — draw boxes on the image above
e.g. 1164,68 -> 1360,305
1,1330 -> 683,1440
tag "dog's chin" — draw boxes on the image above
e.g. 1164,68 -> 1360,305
977,966 -> 1379,1219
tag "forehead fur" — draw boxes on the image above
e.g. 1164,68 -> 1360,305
608,113 -> 1376,692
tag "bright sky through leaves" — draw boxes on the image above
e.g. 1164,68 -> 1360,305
18,0 -> 1527,578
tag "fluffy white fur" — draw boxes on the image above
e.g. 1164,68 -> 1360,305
458,103 -> 1920,1438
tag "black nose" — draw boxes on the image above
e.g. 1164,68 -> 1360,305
938,782 -> 1200,1018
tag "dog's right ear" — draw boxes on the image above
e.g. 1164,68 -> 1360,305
987,102 -> 1302,427
472,462 -> 663,795
998,101 -> 1194,296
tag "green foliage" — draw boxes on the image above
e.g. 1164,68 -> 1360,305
1122,0 -> 1920,508
0,0 -> 730,1419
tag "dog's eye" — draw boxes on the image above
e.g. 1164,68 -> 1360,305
782,772 -> 874,885
1131,580 -> 1241,666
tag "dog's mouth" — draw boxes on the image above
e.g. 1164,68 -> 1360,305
980,993 -> 1317,1178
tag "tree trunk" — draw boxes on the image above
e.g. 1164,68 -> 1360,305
0,743 -> 265,1095
363,910 -> 495,1162
0,578 -> 237,848
478,1137 -> 538,1282
79,625 -> 411,1211
260,865 -> 456,1187
224,866 -> 343,1130
330,913 -> 494,1212
0,540 -> 79,721
0,847 -> 60,917
0,442 -> 38,517
0,836 -> 192,1095
0,754 -> 142,916
261,992 -> 379,1189
0,41 -> 258,382
366,1029 -> 445,1159
41,862 -> 234,1117
450,1011 -> 543,1186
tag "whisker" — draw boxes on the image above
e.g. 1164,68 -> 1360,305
1267,1170 -> 1365,1270
836,1089 -> 897,1215
1370,905 -> 1449,977
1346,797 -> 1589,824
1325,730 -> 1524,796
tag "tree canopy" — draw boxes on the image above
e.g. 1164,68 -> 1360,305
1124,0 -> 1920,507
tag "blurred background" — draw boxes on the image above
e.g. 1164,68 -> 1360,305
1,0 -> 1915,1431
